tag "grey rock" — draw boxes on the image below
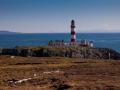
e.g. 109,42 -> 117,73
1,46 -> 120,60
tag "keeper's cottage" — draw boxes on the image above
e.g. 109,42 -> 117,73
47,20 -> 93,47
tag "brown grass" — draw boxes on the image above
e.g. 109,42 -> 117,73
0,55 -> 120,90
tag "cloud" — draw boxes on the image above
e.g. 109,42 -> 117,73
59,26 -> 62,29
103,24 -> 109,27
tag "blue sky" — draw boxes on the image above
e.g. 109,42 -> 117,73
0,0 -> 120,33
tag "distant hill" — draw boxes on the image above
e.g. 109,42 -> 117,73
0,30 -> 21,34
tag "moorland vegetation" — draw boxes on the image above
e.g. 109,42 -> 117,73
0,56 -> 120,90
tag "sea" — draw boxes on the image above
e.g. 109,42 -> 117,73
0,33 -> 120,53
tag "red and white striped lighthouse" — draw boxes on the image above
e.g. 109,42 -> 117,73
71,20 -> 76,42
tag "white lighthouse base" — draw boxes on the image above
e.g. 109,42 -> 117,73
47,40 -> 93,47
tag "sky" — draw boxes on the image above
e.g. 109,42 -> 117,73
0,0 -> 120,33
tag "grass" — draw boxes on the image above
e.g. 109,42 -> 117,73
0,55 -> 120,90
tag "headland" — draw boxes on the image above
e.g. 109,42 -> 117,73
0,20 -> 120,60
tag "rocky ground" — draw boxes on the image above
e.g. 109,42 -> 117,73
0,56 -> 120,90
1,45 -> 120,60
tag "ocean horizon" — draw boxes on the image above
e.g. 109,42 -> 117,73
0,33 -> 120,53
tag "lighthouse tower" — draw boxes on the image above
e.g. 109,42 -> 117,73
71,20 -> 76,42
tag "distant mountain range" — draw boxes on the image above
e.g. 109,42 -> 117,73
0,30 -> 21,34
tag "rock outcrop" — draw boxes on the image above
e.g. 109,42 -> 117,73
2,46 -> 34,57
1,46 -> 120,60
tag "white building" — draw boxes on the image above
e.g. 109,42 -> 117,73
47,39 -> 93,47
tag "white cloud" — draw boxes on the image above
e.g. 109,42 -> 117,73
59,26 -> 62,29
103,24 -> 109,27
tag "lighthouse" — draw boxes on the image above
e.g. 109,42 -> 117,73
47,20 -> 93,47
71,20 -> 76,42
